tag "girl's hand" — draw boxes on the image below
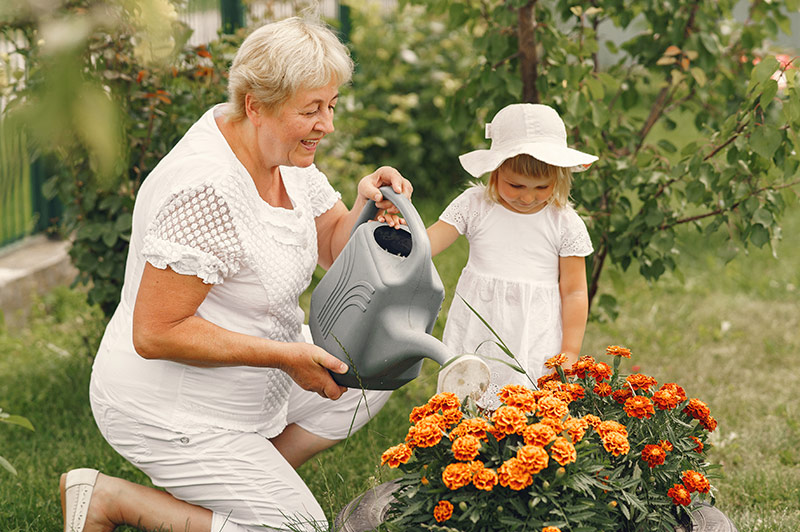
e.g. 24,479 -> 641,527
377,211 -> 405,228
279,343 -> 349,400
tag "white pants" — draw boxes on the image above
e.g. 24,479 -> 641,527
91,384 -> 392,532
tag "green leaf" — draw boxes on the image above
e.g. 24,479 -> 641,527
0,455 -> 18,476
750,56 -> 780,86
0,415 -> 34,431
753,207 -> 773,227
760,79 -> 779,108
749,224 -> 770,247
750,126 -> 782,160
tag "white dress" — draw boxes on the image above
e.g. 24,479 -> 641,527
440,186 -> 593,408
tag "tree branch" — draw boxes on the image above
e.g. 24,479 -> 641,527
517,1 -> 539,103
659,178 -> 800,230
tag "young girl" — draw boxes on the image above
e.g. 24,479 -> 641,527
428,103 -> 597,409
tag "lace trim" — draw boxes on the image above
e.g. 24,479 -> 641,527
558,211 -> 593,257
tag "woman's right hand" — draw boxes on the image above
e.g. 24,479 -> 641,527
279,343 -> 349,400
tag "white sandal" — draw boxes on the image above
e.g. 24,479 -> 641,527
62,468 -> 99,532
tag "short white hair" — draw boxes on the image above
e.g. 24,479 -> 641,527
226,16 -> 353,120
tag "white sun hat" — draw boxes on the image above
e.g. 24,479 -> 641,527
458,103 -> 598,177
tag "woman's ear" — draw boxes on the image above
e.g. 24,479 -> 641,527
244,94 -> 262,125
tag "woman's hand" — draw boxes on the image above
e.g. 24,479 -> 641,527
357,166 -> 413,213
279,343 -> 349,400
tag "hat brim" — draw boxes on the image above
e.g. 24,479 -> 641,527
459,142 -> 598,177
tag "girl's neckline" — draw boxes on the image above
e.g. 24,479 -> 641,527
494,201 -> 552,217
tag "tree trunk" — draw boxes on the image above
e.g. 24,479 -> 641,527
517,1 -> 539,104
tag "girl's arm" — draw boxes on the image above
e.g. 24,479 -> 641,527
558,255 -> 589,368
427,220 -> 460,257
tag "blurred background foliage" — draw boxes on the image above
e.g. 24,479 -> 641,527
1,0 -> 799,320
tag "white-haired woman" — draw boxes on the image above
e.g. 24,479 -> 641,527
59,16 -> 411,532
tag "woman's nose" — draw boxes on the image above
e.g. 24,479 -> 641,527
317,109 -> 335,134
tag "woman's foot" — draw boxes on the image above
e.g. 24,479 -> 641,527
60,469 -> 117,532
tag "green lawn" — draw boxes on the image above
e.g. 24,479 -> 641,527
1,201 -> 798,531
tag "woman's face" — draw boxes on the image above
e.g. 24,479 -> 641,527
254,79 -> 339,169
495,166 -> 555,214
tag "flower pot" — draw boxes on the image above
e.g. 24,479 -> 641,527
334,482 -> 739,532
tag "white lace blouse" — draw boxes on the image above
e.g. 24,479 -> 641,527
439,186 -> 593,409
90,105 -> 340,437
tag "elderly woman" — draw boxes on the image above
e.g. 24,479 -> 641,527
60,16 -> 411,532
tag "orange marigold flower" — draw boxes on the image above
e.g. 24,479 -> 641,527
691,436 -> 704,453
429,392 -> 461,412
550,436 -> 577,466
452,435 -> 482,461
606,345 -> 632,358
589,362 -> 612,382
545,352 -> 569,368
659,440 -> 674,452
583,414 -> 601,429
652,388 -> 681,410
451,417 -> 489,441
602,431 -> 630,456
409,404 -> 433,424
491,406 -> 528,436
539,416 -> 565,434
564,417 -> 589,443
596,420 -> 629,439
594,383 -> 613,397
571,355 -> 596,379
683,398 -> 711,420
641,444 -> 666,468
537,395 -> 569,420
498,384 -> 538,412
682,470 -> 711,493
626,373 -> 658,391
497,457 -> 534,490
537,371 -> 561,388
442,462 -> 474,490
381,444 -> 412,468
404,425 -> 417,450
667,483 -> 692,506
612,387 -> 634,404
433,500 -> 454,522
472,467 -> 499,491
523,422 -> 557,447
413,415 -> 445,448
543,528 -> 562,532
442,408 -> 463,427
624,395 -> 656,419
661,382 -> 687,402
517,444 -> 549,474
195,45 -> 212,58
566,383 -> 586,401
487,424 -> 507,441
700,415 -> 718,432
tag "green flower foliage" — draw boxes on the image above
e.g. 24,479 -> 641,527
402,0 -> 800,319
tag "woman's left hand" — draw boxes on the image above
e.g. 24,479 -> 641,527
357,166 -> 413,222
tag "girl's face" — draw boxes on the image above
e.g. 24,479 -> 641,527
495,166 -> 555,214
254,79 -> 339,169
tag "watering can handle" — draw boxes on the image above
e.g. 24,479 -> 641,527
351,185 -> 431,261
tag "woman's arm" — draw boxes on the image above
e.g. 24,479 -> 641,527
427,220 -> 460,257
132,263 -> 348,399
558,255 -> 589,369
315,166 -> 412,269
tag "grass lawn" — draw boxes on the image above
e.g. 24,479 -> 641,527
1,200 -> 798,531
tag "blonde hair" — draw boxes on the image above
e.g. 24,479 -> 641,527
226,16 -> 354,121
485,154 -> 573,208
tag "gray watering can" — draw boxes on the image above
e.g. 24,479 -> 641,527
309,186 -> 489,394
